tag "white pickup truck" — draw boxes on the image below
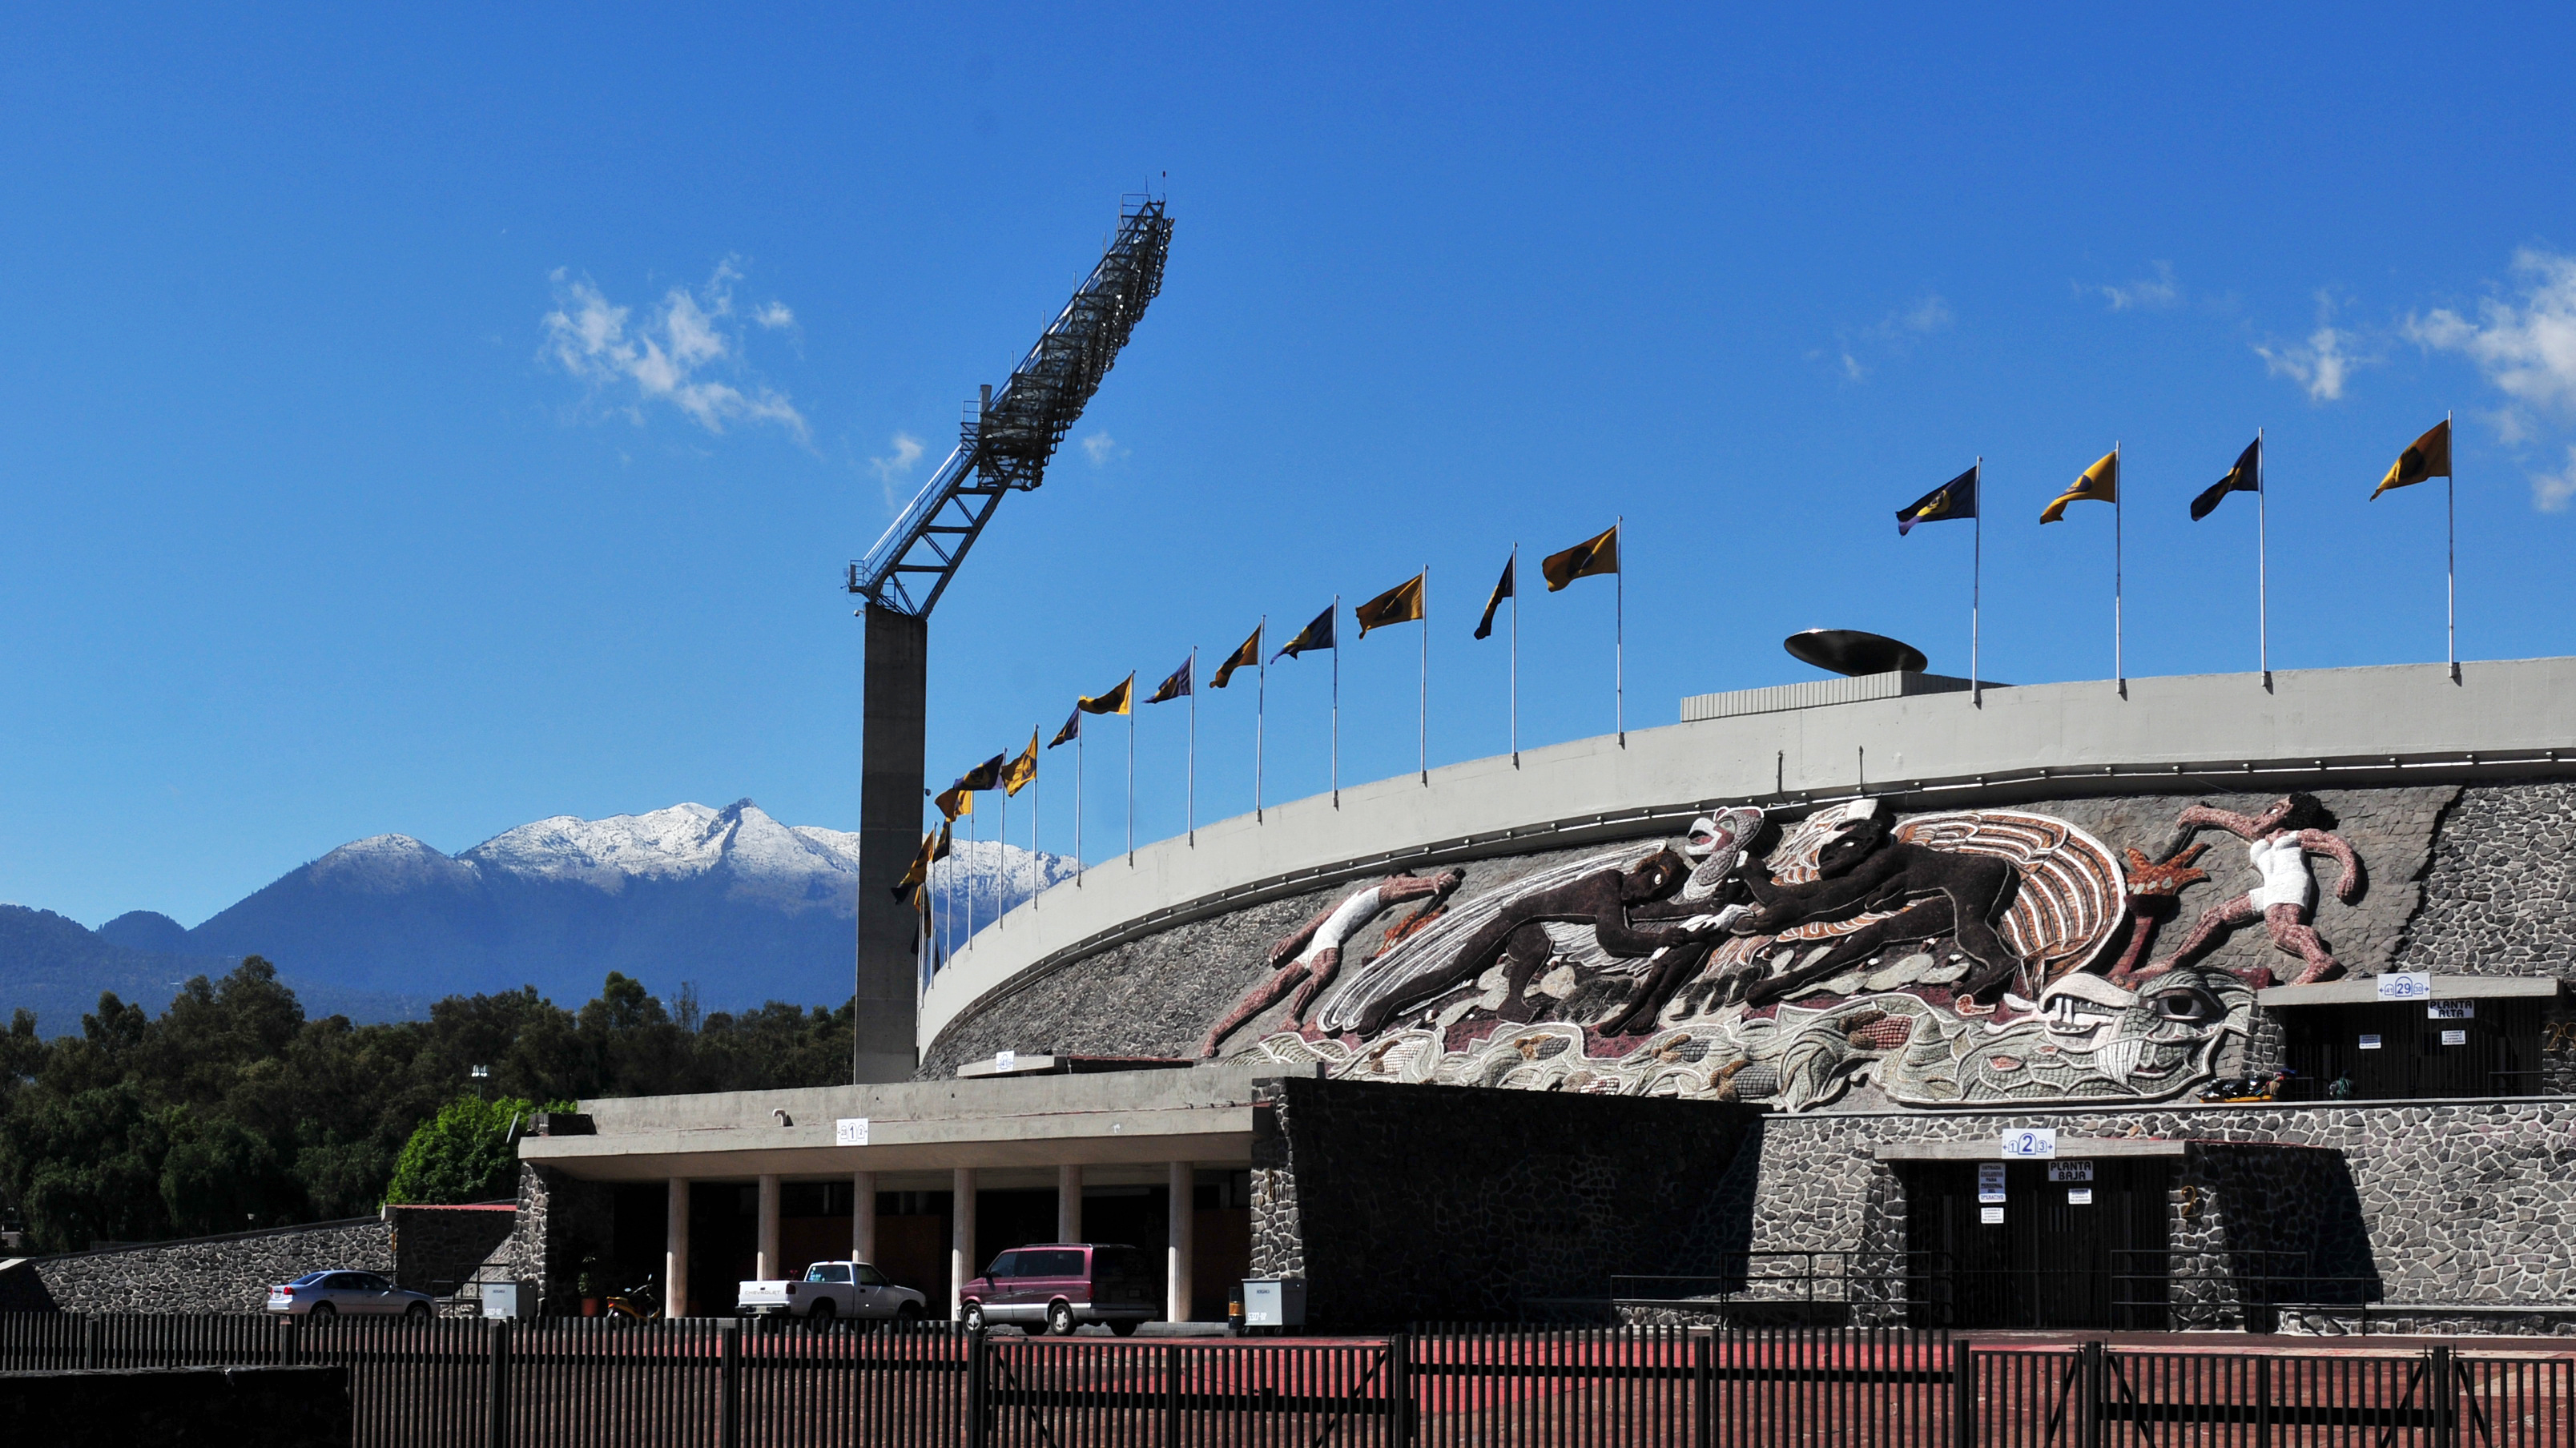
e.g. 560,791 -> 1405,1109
738,1261 -> 929,1321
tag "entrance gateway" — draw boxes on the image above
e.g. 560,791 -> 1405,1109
1878,1137 -> 2184,1330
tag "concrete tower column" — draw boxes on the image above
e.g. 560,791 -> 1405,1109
756,1175 -> 782,1281
950,1167 -> 979,1320
855,604 -> 929,1083
665,1178 -> 690,1318
852,1169 -> 878,1262
1166,1161 -> 1194,1323
1056,1164 -> 1083,1242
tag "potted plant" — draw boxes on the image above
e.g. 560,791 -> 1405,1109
578,1260 -> 603,1317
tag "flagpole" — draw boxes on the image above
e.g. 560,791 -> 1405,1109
1255,616 -> 1266,824
2258,428 -> 2271,690
1330,594 -> 1340,809
1187,646 -> 1197,846
1615,517 -> 1625,747
2113,442 -> 2125,698
965,803 -> 976,943
1030,766 -> 1040,911
2447,409 -> 2458,685
1126,682 -> 1135,867
1972,460 -> 1982,709
1074,728 -> 1084,887
1418,567 -> 1428,787
1509,545 -> 1520,767
996,786 -> 1004,931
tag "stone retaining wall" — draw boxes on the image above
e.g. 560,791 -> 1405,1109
0,1218 -> 392,1313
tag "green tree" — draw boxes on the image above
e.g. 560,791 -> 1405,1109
384,1094 -> 569,1205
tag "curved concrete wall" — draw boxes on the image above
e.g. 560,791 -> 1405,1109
920,658 -> 2576,1056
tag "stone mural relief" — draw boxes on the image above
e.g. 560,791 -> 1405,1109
1239,798 -> 2352,1112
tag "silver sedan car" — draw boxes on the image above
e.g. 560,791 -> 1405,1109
267,1269 -> 436,1317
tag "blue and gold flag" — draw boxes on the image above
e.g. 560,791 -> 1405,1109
1897,466 -> 1978,535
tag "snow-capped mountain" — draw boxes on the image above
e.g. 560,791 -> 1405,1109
161,800 -> 1076,1010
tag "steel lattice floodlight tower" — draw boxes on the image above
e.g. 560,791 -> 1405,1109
843,195 -> 1173,1082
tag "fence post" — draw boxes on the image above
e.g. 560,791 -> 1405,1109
719,1320 -> 742,1448
1387,1331 -> 1412,1446
965,1327 -> 988,1448
2079,1341 -> 2103,1448
1952,1342 -> 1975,1448
280,1316 -> 299,1369
1164,1343 -> 1182,1445
487,1318 -> 513,1448
2429,1345 -> 2454,1448
80,1314 -> 96,1371
1693,1331 -> 1712,1448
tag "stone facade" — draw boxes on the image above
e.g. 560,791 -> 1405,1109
1249,1076 -> 1762,1327
926,784 -> 2480,1085
2397,780 -> 2576,976
505,1164 -> 616,1316
1733,1098 -> 2576,1333
0,1217 -> 392,1313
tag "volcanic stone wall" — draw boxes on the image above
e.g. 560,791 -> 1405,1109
2395,780 -> 2576,976
1738,1098 -> 2576,1334
1248,1076 -> 1763,1327
0,1217 -> 392,1313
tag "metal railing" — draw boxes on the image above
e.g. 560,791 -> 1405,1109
10,1314 -> 2576,1445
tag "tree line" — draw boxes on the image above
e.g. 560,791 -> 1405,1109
0,957 -> 855,1253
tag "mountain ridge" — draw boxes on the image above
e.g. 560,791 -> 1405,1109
3,800 -> 1075,1032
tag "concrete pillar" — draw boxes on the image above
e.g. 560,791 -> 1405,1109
1056,1164 -> 1082,1243
852,1170 -> 878,1263
665,1178 -> 690,1318
950,1167 -> 978,1320
1166,1161 -> 1194,1323
855,604 -> 929,1083
756,1175 -> 782,1281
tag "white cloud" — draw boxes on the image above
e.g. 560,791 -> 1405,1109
754,301 -> 795,330
1081,430 -> 1119,466
2256,294 -> 2368,402
2534,445 -> 2576,513
2085,261 -> 2181,312
869,432 -> 925,508
541,261 -> 807,440
1823,295 -> 1952,383
2405,249 -> 2576,423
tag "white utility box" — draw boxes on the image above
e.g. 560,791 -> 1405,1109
481,1280 -> 534,1320
1241,1278 -> 1306,1329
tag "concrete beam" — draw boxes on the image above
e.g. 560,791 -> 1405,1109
2260,975 -> 2563,1007
1874,1138 -> 2192,1161
924,657 -> 2576,1055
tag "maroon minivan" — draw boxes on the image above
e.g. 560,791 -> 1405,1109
960,1243 -> 1158,1336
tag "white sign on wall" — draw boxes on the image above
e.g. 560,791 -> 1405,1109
835,1117 -> 871,1147
996,1050 -> 1018,1072
1999,1128 -> 2058,1160
2358,1034 -> 2384,1050
1979,1206 -> 2006,1225
1976,1163 -> 2008,1204
2047,1160 -> 2095,1183
2067,1187 -> 2095,1206
2377,973 -> 2433,1001
2428,1001 -> 2477,1020
2441,1029 -> 2469,1046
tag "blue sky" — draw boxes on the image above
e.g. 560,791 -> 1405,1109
6,5 -> 2574,930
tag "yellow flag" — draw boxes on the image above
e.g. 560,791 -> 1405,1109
1354,572 -> 1426,636
1001,728 -> 1038,796
1540,525 -> 1619,591
2373,419 -> 2452,499
2040,449 -> 2119,524
1077,674 -> 1133,716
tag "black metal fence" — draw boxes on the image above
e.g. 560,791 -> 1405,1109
6,1314 -> 2575,1446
